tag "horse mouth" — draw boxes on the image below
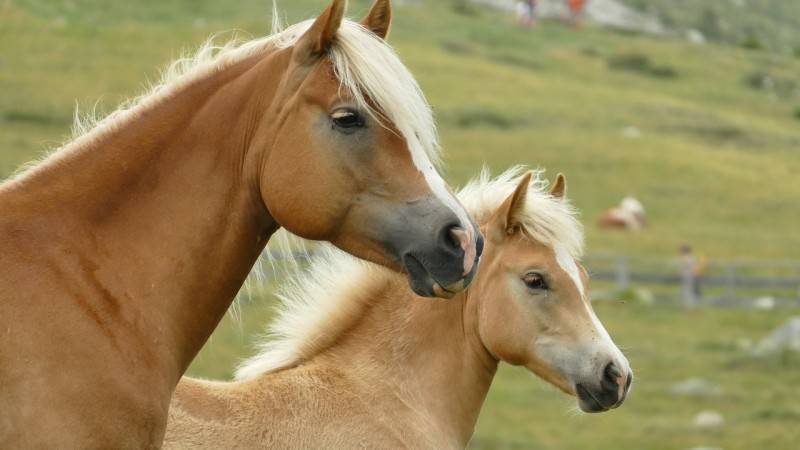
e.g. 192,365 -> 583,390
575,382 -> 628,413
432,282 -> 458,299
402,254 -> 468,299
575,384 -> 612,413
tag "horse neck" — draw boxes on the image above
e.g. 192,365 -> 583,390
6,49 -> 286,383
315,278 -> 499,445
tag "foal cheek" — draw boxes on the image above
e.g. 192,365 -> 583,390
481,313 -> 529,366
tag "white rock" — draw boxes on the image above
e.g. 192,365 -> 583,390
693,410 -> 725,428
754,316 -> 800,355
669,378 -> 723,398
753,296 -> 775,310
469,0 -> 665,34
687,29 -> 706,45
622,126 -> 642,139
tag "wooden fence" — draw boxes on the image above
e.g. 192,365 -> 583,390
584,254 -> 800,306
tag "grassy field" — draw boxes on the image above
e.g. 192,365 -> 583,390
3,1 -> 799,448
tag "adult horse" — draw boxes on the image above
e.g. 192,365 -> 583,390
165,169 -> 633,449
0,1 -> 482,447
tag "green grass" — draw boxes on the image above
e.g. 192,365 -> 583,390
3,1 -> 800,448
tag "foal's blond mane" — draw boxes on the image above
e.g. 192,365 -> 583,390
235,167 -> 584,380
12,9 -> 440,179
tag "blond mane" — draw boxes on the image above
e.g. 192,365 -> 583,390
11,10 -> 440,180
235,167 -> 584,380
458,166 -> 584,259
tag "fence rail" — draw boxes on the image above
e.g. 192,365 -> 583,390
589,270 -> 800,289
254,250 -> 800,306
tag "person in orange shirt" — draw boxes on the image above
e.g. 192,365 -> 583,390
567,0 -> 586,27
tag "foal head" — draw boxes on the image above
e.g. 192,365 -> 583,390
253,0 -> 481,298
469,172 -> 632,413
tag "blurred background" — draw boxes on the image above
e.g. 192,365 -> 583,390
2,0 -> 800,448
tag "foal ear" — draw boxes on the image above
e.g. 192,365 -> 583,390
361,0 -> 392,40
294,0 -> 347,63
491,172 -> 532,237
549,173 -> 567,199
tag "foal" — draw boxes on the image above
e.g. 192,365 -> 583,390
0,1 -> 481,447
166,170 -> 633,449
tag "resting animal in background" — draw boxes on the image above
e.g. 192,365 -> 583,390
165,169 -> 634,449
597,196 -> 647,230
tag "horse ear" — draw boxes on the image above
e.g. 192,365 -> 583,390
549,173 -> 567,199
490,172 -> 532,238
294,0 -> 347,63
360,0 -> 392,40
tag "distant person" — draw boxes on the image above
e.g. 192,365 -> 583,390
566,0 -> 586,28
516,0 -> 537,28
678,244 -> 705,307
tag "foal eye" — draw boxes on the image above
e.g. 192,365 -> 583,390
523,272 -> 548,291
331,108 -> 365,130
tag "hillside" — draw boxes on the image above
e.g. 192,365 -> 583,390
621,0 -> 800,52
3,0 -> 798,260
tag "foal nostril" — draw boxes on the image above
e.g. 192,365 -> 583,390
601,362 -> 624,395
617,372 -> 634,406
604,362 -> 621,383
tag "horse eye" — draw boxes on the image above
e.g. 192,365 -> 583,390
523,273 -> 548,291
331,109 -> 365,130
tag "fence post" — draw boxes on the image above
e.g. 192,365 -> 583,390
724,264 -> 737,301
796,265 -> 800,303
616,256 -> 630,291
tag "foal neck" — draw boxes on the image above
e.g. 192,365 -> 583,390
315,278 -> 498,446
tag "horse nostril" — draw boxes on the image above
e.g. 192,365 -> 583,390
443,225 -> 467,254
475,232 -> 484,258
